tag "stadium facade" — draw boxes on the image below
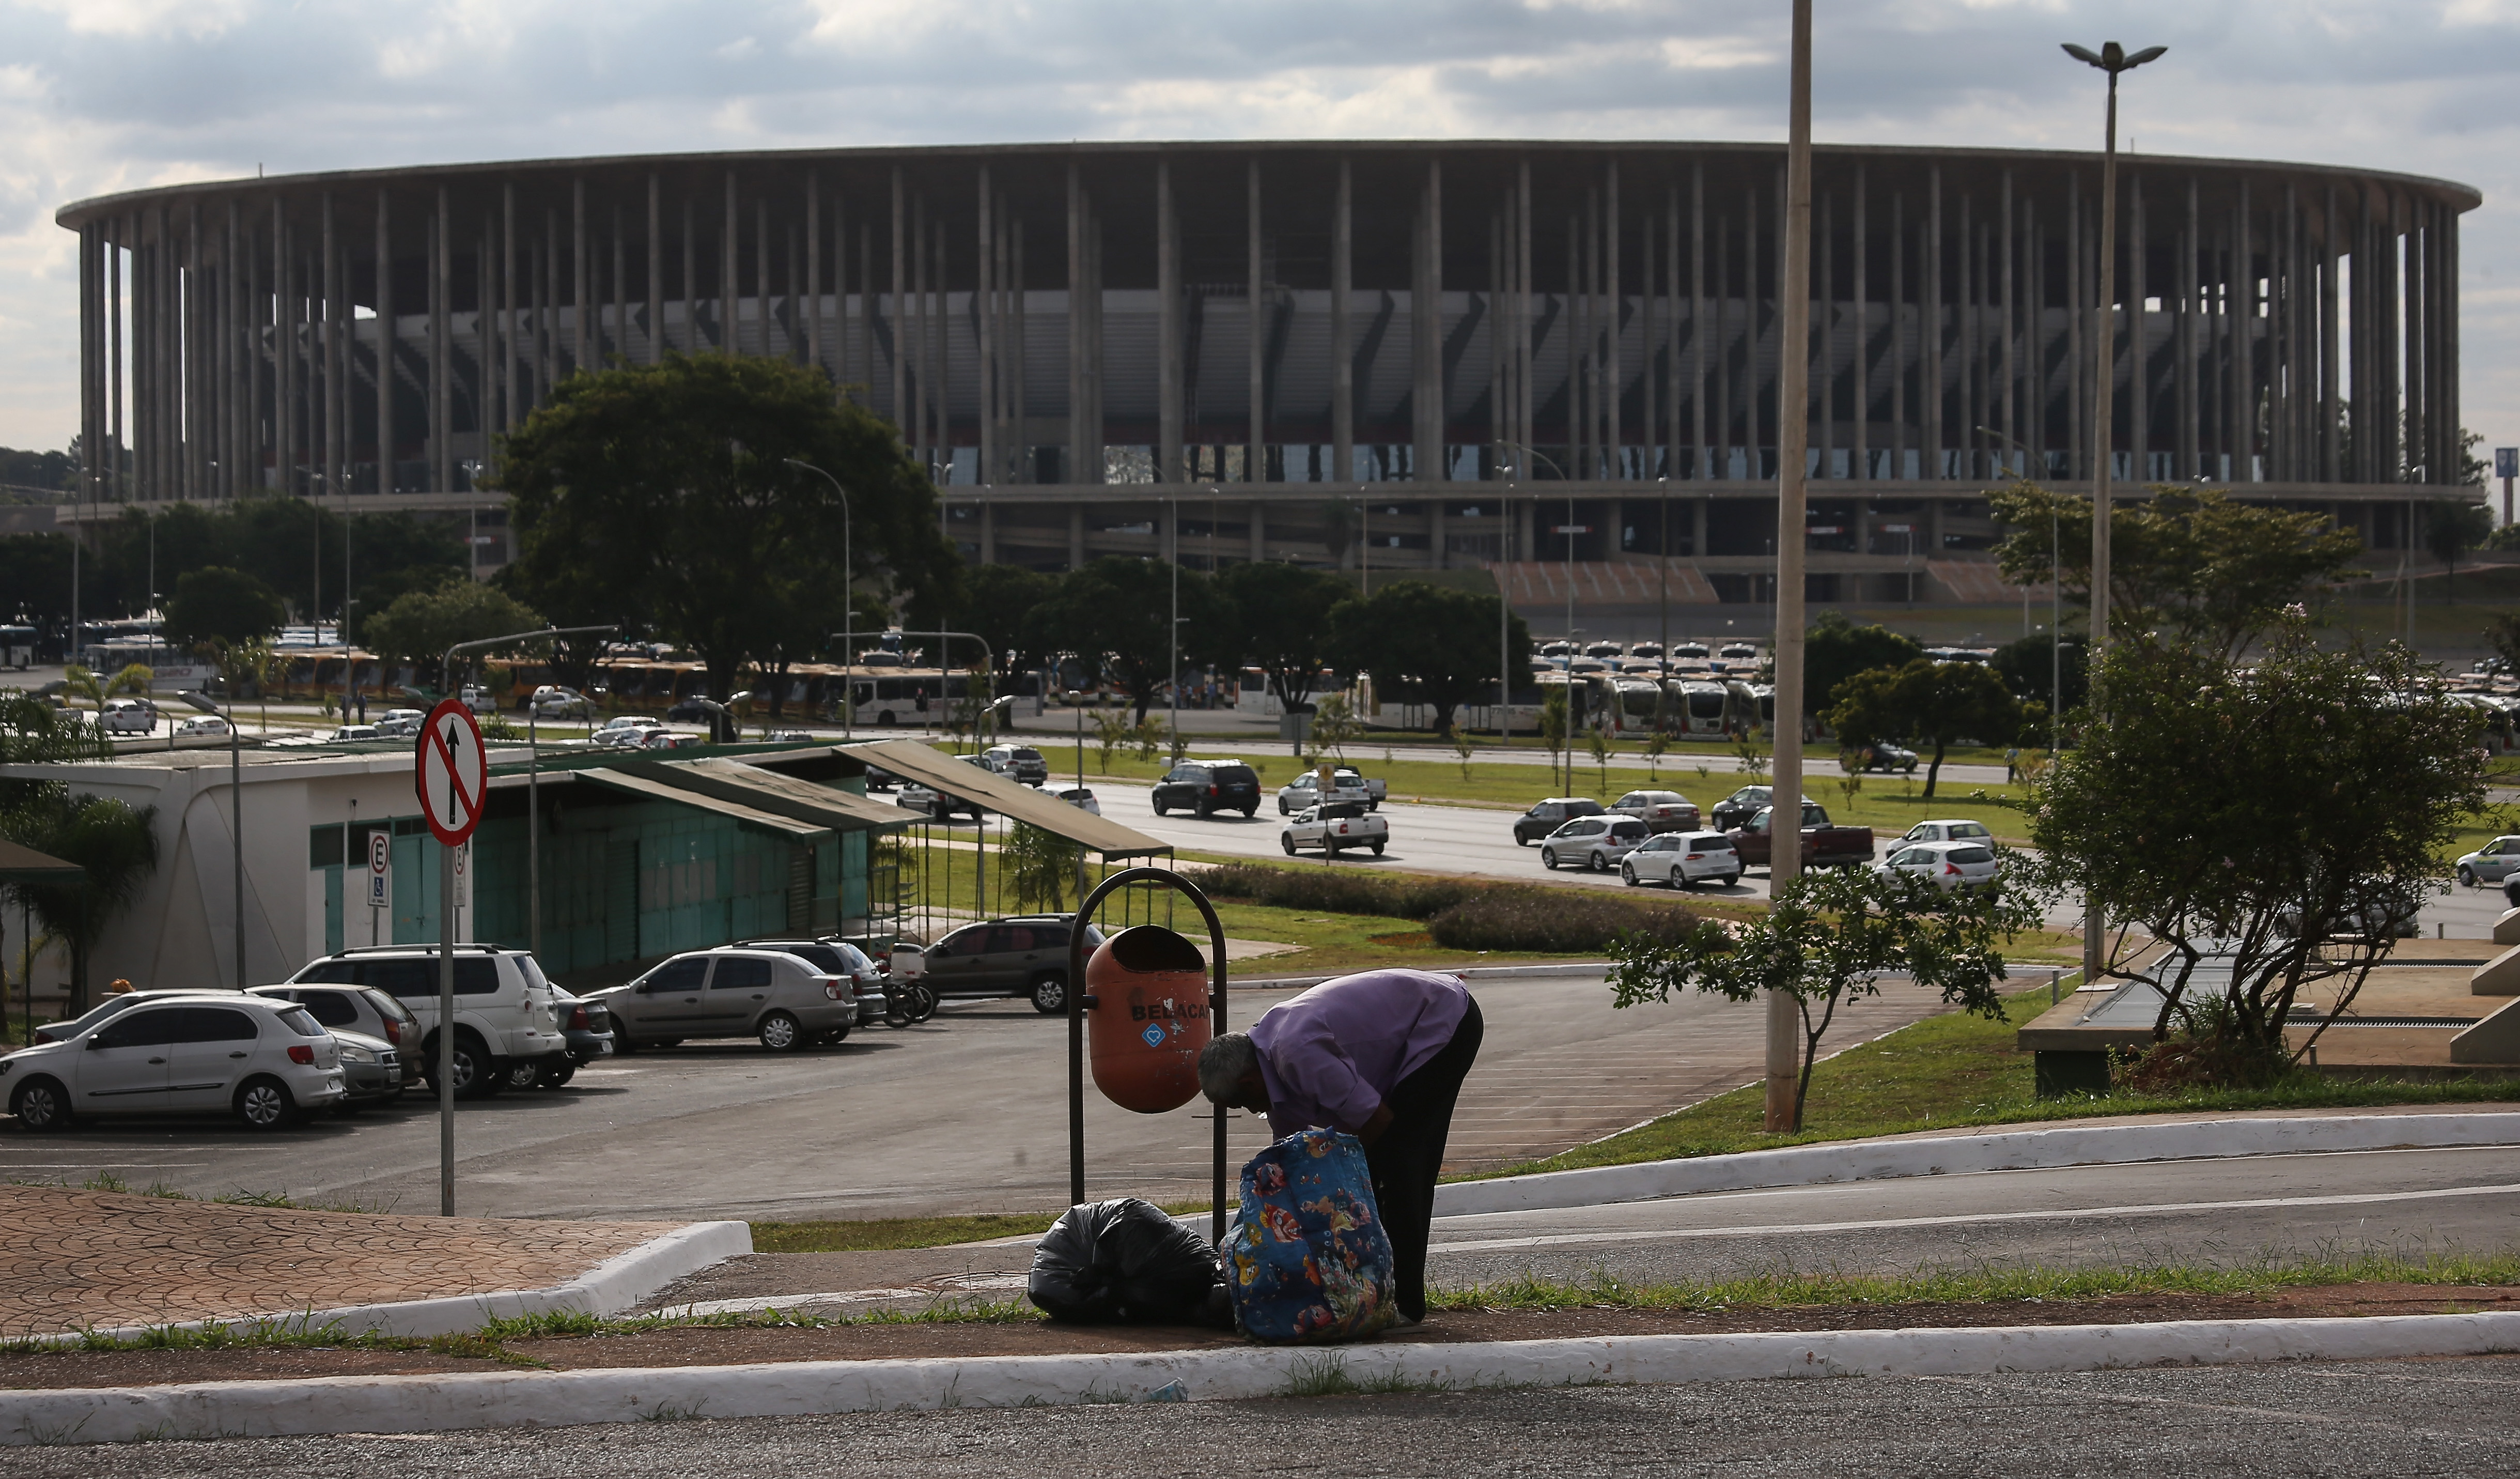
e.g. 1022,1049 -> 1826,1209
53,141 -> 2481,607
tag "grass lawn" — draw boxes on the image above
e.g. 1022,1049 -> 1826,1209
1490,982 -> 2520,1180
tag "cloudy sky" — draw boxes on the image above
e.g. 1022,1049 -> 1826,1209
0,0 -> 2512,472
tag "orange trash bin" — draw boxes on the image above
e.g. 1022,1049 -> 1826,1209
1085,925 -> 1212,1114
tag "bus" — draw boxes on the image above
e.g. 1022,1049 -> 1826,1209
0,625 -> 33,670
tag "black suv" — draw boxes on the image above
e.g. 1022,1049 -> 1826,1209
1512,797 -> 1604,845
1711,785 -> 1775,831
1153,760 -> 1262,819
910,915 -> 1109,1014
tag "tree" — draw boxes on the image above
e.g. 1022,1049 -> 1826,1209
1988,482 -> 2363,657
1610,864 -> 2043,1131
1003,822 -> 1085,913
164,566 -> 285,653
1805,610 -> 1924,715
1988,630 -> 2089,715
2421,499 -> 2492,602
1211,562 -> 1352,715
2030,620 -> 2485,1087
1029,557 -> 1220,723
2484,611 -> 2520,675
1324,579 -> 1531,742
1824,658 -> 2021,798
501,352 -> 958,705
5,792 -> 160,1014
961,564 -> 1058,676
360,577 -> 546,685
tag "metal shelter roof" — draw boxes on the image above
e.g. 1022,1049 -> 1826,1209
842,739 -> 1172,858
0,839 -> 84,884
573,767 -> 832,842
628,758 -> 926,834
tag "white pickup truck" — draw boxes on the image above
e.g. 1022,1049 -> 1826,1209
1280,800 -> 1389,857
1275,766 -> 1387,814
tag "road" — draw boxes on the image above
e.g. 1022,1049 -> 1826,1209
0,970 -> 1968,1223
23,1356 -> 2517,1472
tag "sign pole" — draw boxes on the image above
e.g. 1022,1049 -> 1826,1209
416,695 -> 487,1218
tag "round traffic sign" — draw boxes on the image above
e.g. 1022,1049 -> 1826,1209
415,698 -> 488,846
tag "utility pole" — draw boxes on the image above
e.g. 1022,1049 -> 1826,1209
2063,37 -> 2167,992
1765,0 -> 1814,1133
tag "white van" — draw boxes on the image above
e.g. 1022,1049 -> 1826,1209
283,945 -> 568,1099
99,699 -> 159,734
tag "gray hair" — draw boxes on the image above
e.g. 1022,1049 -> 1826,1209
1199,1032 -> 1258,1104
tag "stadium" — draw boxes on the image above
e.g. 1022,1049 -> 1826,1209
52,139 -> 2481,610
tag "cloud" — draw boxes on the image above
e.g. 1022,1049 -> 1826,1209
0,0 -> 2512,459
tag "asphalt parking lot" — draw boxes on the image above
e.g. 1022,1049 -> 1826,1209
0,970 -> 1967,1223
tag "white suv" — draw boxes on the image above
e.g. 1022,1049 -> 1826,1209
284,945 -> 568,1099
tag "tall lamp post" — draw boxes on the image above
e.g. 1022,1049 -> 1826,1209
783,459 -> 855,737
1501,441 -> 1575,789
175,689 -> 244,990
1766,0 -> 1815,1133
2062,37 -> 2167,991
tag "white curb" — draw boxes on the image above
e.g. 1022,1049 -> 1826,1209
1432,1113 -> 2520,1218
21,1220 -> 753,1349
7,1311 -> 2516,1445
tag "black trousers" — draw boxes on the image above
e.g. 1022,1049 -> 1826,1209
1364,996 -> 1484,1321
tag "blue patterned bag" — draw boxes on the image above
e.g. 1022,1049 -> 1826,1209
1223,1129 -> 1398,1344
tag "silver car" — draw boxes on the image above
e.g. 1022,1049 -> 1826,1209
590,947 -> 859,1052
1539,815 -> 1651,872
2455,836 -> 2520,887
1879,840 -> 2002,891
1622,831 -> 1743,889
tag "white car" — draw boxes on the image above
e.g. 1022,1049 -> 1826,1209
174,714 -> 231,737
1053,785 -> 1102,815
1879,840 -> 2002,890
594,715 -> 663,739
2456,836 -> 2520,887
1609,789 -> 1702,834
531,685 -> 593,719
0,994 -> 345,1131
1282,802 -> 1388,857
1622,831 -> 1743,889
374,707 -> 427,737
1277,767 -> 1383,814
1900,819 -> 1996,846
99,698 -> 159,734
283,944 -> 570,1099
328,723 -> 382,742
1539,815 -> 1650,872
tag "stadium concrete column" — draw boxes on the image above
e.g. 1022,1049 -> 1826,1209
1414,157 -> 1441,485
806,171 -> 823,374
978,167 -> 994,485
1925,168 -> 1942,480
1251,501 -> 1265,562
432,189 -> 450,497
574,178 -> 592,375
1067,160 -> 1085,483
323,192 -> 341,517
370,194 -> 392,491
501,187 -> 518,432
1518,158 -> 1534,462
1332,157 -> 1353,484
1159,157 -> 1181,484
648,174 -> 663,367
892,168 -> 907,434
1606,158 -> 1620,481
1012,214 -> 1028,481
1249,157 -> 1263,485
756,199 -> 770,360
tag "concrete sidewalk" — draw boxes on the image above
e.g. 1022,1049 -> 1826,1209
0,1183 -> 722,1339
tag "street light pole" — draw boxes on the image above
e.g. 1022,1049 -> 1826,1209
784,459 -> 855,737
177,689 -> 243,990
1766,0 -> 1814,1133
2063,37 -> 2167,990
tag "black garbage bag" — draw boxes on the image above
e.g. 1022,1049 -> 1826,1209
1028,1197 -> 1226,1326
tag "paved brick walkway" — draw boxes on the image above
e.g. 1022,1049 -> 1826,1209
0,1183 -> 680,1337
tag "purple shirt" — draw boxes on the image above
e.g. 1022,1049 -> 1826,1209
1248,969 -> 1472,1141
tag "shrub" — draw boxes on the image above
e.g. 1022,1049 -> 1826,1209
1427,891 -> 1702,954
1195,862 -> 1481,921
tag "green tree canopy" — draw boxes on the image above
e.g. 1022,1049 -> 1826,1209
1211,561 -> 1355,714
500,352 -> 957,703
1824,658 -> 2027,798
1326,579 -> 1530,740
2421,499 -> 2492,601
1031,557 -> 1221,723
1805,610 -> 1924,715
1611,864 -> 2042,1131
360,577 -> 546,682
1988,482 -> 2364,657
960,564 -> 1059,675
1988,630 -> 2088,716
5,791 -> 159,1012
2030,622 -> 2485,1086
164,566 -> 285,653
